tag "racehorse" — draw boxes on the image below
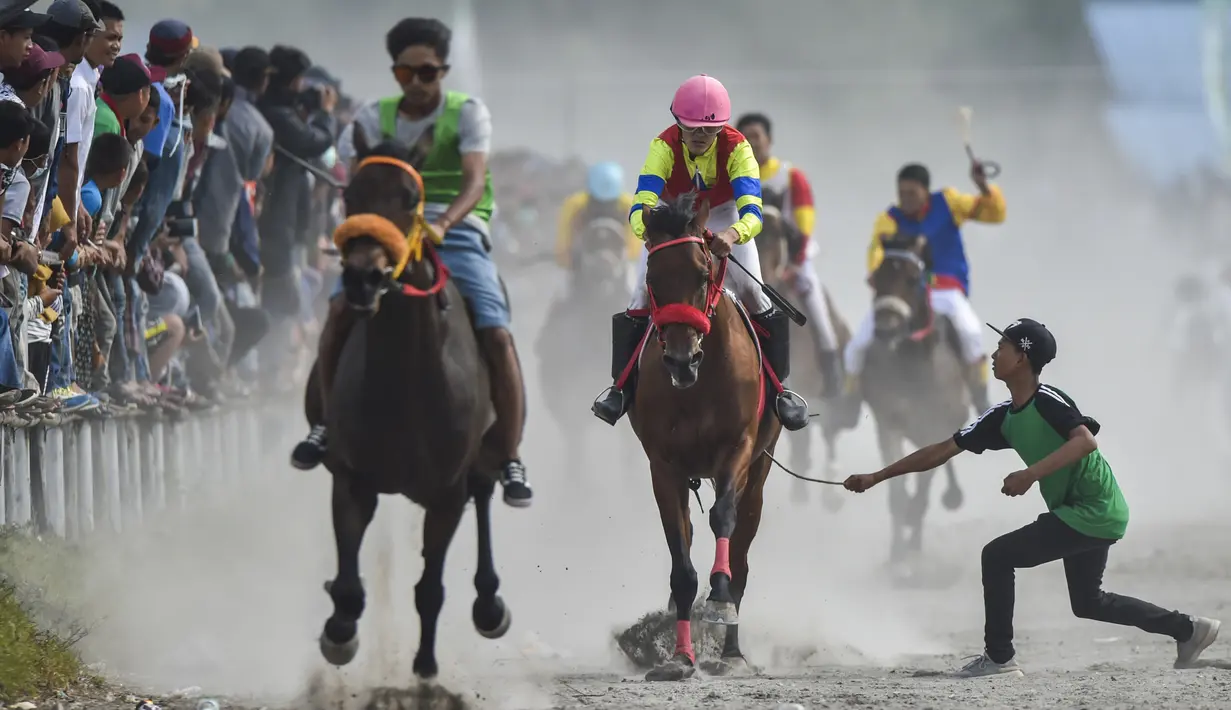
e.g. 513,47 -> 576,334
304,135 -> 511,679
534,215 -> 637,475
860,234 -> 966,580
629,193 -> 782,681
757,190 -> 851,511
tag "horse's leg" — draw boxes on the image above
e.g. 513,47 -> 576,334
877,425 -> 908,565
907,468 -> 939,558
411,493 -> 467,680
646,462 -> 697,682
469,470 -> 512,639
319,474 -> 378,666
711,451 -> 772,676
702,459 -> 745,626
820,427 -> 845,513
941,460 -> 963,510
789,426 -> 812,505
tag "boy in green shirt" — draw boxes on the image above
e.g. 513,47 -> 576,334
845,318 -> 1221,677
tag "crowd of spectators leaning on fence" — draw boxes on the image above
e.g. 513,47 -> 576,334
0,0 -> 352,426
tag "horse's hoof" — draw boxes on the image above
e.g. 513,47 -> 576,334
645,654 -> 696,681
473,595 -> 512,639
942,486 -> 964,510
700,656 -> 756,677
413,653 -> 439,679
701,600 -> 739,626
319,631 -> 359,667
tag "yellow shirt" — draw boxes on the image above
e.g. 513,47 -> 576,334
555,191 -> 640,268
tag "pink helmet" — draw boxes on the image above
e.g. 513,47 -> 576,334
670,74 -> 731,128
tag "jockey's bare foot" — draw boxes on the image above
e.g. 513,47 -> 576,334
500,459 -> 532,507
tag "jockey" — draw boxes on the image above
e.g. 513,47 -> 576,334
735,112 -> 844,398
293,17 -> 533,508
555,161 -> 639,273
591,74 -> 810,432
844,161 -> 1006,415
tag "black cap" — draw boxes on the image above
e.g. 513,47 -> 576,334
45,0 -> 102,31
987,318 -> 1057,371
0,3 -> 48,30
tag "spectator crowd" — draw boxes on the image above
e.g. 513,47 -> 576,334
0,0 -> 351,424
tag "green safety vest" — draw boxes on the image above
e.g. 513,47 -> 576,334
378,91 -> 495,223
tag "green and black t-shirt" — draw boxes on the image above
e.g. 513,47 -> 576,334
953,384 -> 1129,540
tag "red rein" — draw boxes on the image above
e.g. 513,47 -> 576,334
397,242 -> 449,298
646,235 -> 728,335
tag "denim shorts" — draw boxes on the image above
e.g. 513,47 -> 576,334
332,222 -> 510,330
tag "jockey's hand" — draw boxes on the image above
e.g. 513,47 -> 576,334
427,222 -> 449,242
844,472 -> 882,493
1000,469 -> 1037,497
709,228 -> 738,258
970,160 -> 990,193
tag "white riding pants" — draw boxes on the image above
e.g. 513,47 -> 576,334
628,203 -> 774,315
791,254 -> 839,352
844,287 -> 984,376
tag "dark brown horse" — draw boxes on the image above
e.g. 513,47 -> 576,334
757,192 -> 851,512
303,137 -> 511,678
629,193 -> 782,681
860,235 -> 966,582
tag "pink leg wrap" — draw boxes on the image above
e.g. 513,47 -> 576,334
711,537 -> 731,578
675,620 -> 695,662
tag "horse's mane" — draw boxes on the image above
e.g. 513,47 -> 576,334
643,191 -> 697,239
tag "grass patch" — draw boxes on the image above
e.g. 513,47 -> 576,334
0,525 -> 98,704
0,578 -> 84,702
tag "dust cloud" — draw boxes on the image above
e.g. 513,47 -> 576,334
44,0 -> 1231,707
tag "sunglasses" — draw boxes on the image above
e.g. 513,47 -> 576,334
676,122 -> 723,137
393,63 -> 449,85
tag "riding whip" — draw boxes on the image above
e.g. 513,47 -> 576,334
957,106 -> 1002,179
727,254 -> 807,327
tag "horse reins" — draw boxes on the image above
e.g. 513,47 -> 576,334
644,232 -> 727,340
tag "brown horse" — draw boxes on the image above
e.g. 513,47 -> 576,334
629,193 -> 782,681
757,194 -> 851,512
860,235 -> 966,582
304,137 -> 511,678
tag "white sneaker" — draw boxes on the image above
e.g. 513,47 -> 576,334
952,653 -> 1024,678
1176,616 -> 1221,668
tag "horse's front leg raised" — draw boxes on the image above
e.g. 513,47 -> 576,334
647,461 -> 697,682
469,470 -> 512,639
412,493 -> 467,679
320,474 -> 378,666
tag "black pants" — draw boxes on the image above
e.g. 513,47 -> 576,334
983,512 -> 1193,664
28,341 -> 51,393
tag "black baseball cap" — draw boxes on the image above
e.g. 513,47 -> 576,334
0,0 -> 48,30
45,0 -> 102,31
987,318 -> 1057,371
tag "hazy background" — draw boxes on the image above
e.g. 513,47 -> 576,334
34,1 -> 1231,706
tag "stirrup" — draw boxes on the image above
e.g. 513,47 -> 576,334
591,386 -> 627,425
774,389 -> 810,432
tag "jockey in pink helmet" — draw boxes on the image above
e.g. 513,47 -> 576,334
591,74 -> 810,432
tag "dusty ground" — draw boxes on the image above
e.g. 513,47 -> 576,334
14,263 -> 1231,710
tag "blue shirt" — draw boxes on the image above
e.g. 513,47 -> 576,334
81,179 -> 101,217
143,82 -> 173,158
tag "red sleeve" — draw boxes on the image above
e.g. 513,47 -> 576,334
788,167 -> 814,208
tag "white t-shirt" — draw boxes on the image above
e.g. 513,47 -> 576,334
66,61 -> 100,195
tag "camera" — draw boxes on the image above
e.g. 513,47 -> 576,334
167,217 -> 198,239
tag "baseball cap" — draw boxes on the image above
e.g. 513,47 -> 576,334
987,318 -> 1057,371
0,7 -> 48,30
148,19 -> 196,57
45,0 -> 102,31
100,54 -> 151,95
5,43 -> 64,86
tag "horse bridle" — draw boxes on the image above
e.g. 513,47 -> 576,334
872,248 -> 933,342
644,232 -> 729,344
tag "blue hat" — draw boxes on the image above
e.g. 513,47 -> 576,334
587,162 -> 624,202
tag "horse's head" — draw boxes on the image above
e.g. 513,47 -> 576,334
574,216 -> 628,290
643,192 -> 714,389
870,233 -> 931,341
335,124 -> 431,314
756,187 -> 790,277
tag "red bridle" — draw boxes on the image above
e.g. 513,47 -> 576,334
644,232 -> 728,337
